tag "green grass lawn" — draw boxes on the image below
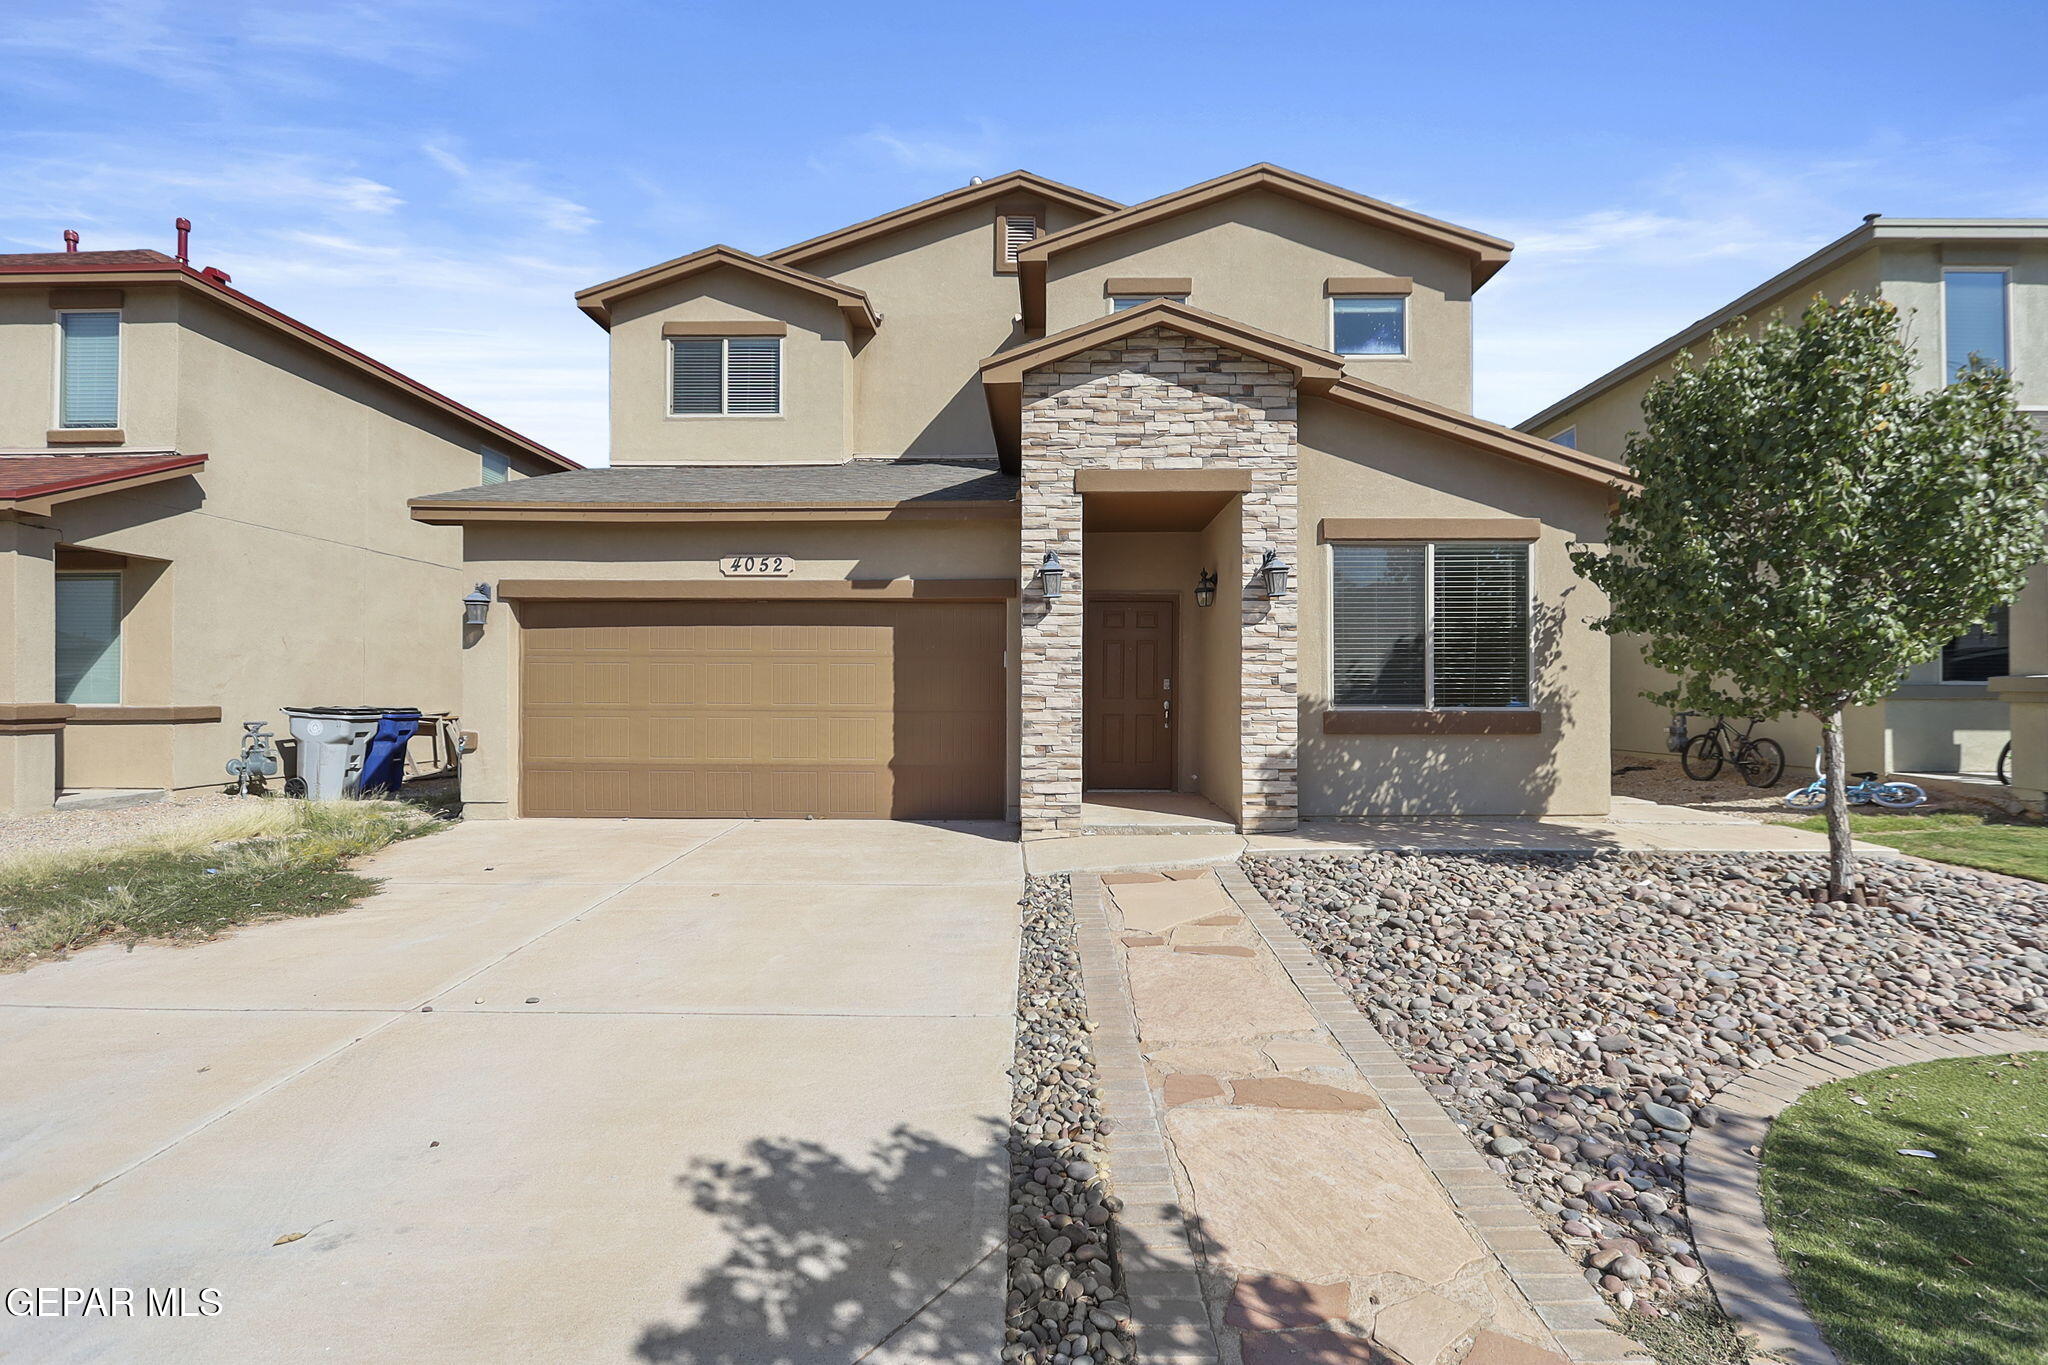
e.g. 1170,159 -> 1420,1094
0,799 -> 445,970
1759,1054 -> 2048,1365
1789,810 -> 2048,881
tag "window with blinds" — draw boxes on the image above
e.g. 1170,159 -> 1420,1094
1331,542 -> 1530,709
55,572 -> 122,705
58,311 -> 121,428
1002,214 -> 1038,264
481,450 -> 510,484
1944,269 -> 2009,378
669,336 -> 780,415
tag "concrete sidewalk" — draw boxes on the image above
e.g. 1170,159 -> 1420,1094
0,819 -> 1020,1364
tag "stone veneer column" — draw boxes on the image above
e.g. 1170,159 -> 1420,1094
1018,326 -> 1299,834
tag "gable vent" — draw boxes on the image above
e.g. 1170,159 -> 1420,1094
1003,214 -> 1039,264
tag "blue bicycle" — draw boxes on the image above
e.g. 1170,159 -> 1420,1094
1782,755 -> 1926,811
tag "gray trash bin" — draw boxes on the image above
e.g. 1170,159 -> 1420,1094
282,706 -> 391,800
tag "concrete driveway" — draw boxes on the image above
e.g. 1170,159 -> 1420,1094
0,819 -> 1021,1363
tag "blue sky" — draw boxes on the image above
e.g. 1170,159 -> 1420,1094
5,0 -> 2045,465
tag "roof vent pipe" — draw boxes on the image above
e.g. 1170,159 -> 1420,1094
175,217 -> 191,264
63,229 -> 79,253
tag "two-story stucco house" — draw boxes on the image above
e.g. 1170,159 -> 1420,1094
0,242 -> 575,814
413,165 -> 1634,832
1519,217 -> 2048,786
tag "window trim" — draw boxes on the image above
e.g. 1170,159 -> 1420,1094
1326,539 -> 1534,712
1940,266 -> 2011,379
54,569 -> 124,706
53,308 -> 122,430
1329,295 -> 1408,360
666,335 -> 783,419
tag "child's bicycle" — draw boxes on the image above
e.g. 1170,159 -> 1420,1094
1782,751 -> 1927,811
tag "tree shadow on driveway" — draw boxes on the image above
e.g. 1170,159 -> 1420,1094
634,1119 -> 1007,1365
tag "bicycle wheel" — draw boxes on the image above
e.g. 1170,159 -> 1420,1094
1738,738 -> 1786,788
1999,741 -> 2012,786
1783,784 -> 1826,810
1872,782 -> 1927,809
1681,733 -> 1724,780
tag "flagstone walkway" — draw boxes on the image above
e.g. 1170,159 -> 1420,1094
1089,867 -> 1634,1365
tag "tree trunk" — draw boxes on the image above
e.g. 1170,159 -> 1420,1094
1819,707 -> 1855,899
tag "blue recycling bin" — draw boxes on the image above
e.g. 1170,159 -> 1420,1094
359,709 -> 423,796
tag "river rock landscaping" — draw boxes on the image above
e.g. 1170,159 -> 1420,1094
1243,850 -> 2048,1320
1008,874 -> 1134,1365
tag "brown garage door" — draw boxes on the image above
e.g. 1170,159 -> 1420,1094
519,599 -> 1006,819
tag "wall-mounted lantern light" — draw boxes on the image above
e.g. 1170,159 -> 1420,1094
1195,569 -> 1217,608
1036,550 -> 1065,602
1259,549 -> 1291,598
463,582 -> 493,628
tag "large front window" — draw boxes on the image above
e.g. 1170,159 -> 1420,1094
1944,269 -> 2009,378
1332,542 -> 1531,708
1942,606 -> 2010,682
55,571 -> 122,705
669,336 -> 781,415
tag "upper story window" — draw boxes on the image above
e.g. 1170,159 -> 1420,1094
670,336 -> 781,416
55,570 -> 123,705
1332,296 -> 1406,358
481,450 -> 511,484
1109,294 -> 1188,312
1944,268 -> 2009,379
1332,541 -> 1531,709
57,310 -> 121,428
1550,427 -> 1578,450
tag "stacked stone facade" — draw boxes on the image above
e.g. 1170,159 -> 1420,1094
1018,325 -> 1299,833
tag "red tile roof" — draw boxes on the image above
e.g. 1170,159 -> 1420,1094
0,249 -> 182,270
0,453 -> 207,501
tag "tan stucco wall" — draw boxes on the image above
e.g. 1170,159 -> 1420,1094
0,280 -> 550,802
797,199 -> 1099,458
606,272 -> 849,465
1042,189 -> 1477,411
449,517 -> 1022,819
1297,401 -> 1613,817
1196,502 -> 1244,820
1879,239 -> 2047,405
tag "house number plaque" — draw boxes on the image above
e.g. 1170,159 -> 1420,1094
719,554 -> 795,577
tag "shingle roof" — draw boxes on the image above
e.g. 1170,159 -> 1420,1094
413,459 -> 1018,506
0,249 -> 181,270
0,452 -> 206,503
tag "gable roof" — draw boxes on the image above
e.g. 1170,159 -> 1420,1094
0,253 -> 576,471
766,171 -> 1122,270
1515,215 -> 2048,434
0,452 -> 208,513
575,245 -> 880,333
978,299 -> 1346,472
1014,163 -> 1514,291
975,297 -> 1632,491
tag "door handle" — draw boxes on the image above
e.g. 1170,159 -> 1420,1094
1162,697 -> 1171,726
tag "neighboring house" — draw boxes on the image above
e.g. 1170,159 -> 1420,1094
1519,217 -> 2048,780
0,243 -> 576,814
412,165 -> 1632,831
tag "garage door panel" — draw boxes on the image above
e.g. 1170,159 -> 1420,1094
520,601 -> 1004,819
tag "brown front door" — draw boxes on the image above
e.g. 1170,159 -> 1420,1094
1085,597 -> 1175,790
518,600 -> 1005,819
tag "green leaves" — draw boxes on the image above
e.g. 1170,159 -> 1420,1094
1573,293 -> 2048,722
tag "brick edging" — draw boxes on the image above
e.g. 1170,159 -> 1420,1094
1685,1029 -> 2048,1365
1069,873 -> 1221,1365
1211,863 -> 1635,1365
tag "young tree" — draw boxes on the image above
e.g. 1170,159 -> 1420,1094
1574,295 -> 2047,897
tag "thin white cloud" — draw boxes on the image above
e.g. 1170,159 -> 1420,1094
422,141 -> 597,236
811,121 -> 1013,179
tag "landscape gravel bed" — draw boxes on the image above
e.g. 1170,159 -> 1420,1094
1007,875 -> 1134,1364
1245,850 -> 2048,1317
0,789 -> 242,859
